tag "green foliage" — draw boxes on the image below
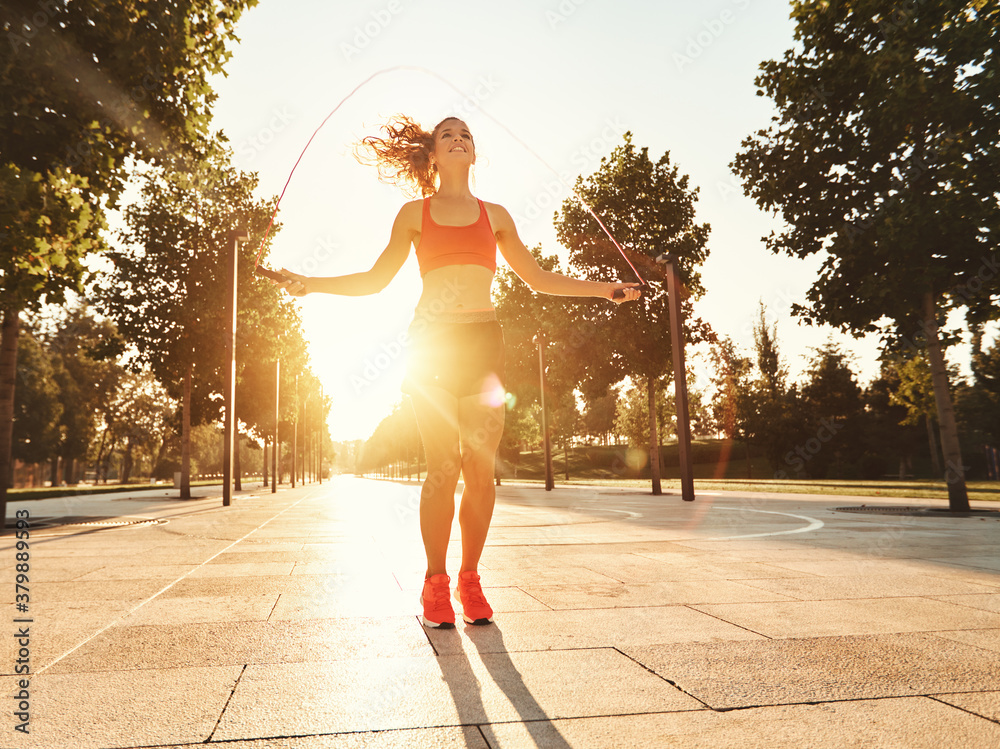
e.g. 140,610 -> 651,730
498,401 -> 541,472
957,328 -> 1000,447
615,377 -> 670,449
890,353 -> 938,426
555,133 -> 711,390
733,0 -> 999,333
797,341 -> 867,478
741,306 -> 802,474
103,138 -> 305,434
581,389 -> 618,444
708,335 -> 753,440
41,304 -> 124,479
493,246 -> 588,453
0,0 -> 257,312
0,165 -> 106,313
864,361 -> 926,478
12,329 -> 62,464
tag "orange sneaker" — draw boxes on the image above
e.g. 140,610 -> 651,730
455,570 -> 494,625
420,573 -> 455,629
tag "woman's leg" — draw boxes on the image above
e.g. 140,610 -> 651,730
457,394 -> 505,573
409,387 -> 462,578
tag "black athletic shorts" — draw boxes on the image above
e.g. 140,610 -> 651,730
402,319 -> 506,400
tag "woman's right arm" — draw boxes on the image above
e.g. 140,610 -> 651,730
279,202 -> 418,296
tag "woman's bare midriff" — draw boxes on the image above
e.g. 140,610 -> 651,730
415,264 -> 496,318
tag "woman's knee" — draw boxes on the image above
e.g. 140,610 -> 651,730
424,449 -> 462,487
460,448 -> 497,484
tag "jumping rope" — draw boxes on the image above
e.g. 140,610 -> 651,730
253,65 -> 646,288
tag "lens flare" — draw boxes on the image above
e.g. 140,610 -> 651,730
480,373 -> 507,409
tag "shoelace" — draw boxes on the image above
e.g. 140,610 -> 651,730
461,580 -> 487,606
426,581 -> 451,607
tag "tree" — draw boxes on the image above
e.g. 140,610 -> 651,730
733,1 -> 998,509
582,388 -> 619,445
890,353 -> 944,476
493,247 -> 582,479
12,329 -> 62,470
556,133 -> 711,494
35,304 -> 124,484
0,0 -> 256,519
867,358 -> 934,479
708,335 -> 752,440
615,377 -> 671,450
966,327 -> 1000,447
102,139 -> 301,497
798,342 -> 867,478
742,304 -> 807,477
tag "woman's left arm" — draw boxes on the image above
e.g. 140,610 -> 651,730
492,204 -> 640,303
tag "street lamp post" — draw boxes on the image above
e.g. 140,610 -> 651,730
292,374 -> 298,489
533,332 -> 555,491
318,383 -> 324,485
223,226 -> 249,507
656,253 -> 695,502
272,359 -> 279,494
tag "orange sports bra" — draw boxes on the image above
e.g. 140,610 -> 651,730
415,198 -> 497,276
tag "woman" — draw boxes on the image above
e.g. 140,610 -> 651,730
278,115 -> 639,629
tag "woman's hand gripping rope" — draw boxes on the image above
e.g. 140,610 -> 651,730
610,283 -> 642,303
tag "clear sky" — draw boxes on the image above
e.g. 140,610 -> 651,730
207,0 -> 887,442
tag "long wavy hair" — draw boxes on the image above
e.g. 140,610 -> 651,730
356,115 -> 470,198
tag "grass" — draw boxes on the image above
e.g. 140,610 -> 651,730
501,476 -> 1000,503
499,442 -> 1000,503
5,479 -> 227,502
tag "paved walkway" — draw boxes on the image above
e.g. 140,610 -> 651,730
2,477 -> 1000,748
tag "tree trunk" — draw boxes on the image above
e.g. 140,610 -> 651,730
0,307 -> 20,530
648,375 -> 662,495
153,433 -> 169,481
181,362 -> 192,499
922,291 -> 970,511
262,437 -> 269,487
121,437 -> 133,484
62,456 -> 75,486
924,413 -> 941,477
94,425 -> 109,484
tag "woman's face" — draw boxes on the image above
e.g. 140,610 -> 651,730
431,119 -> 475,166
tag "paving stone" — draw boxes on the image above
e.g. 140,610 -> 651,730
212,648 -> 701,740
927,593 -> 1000,614
930,628 -> 1000,653
482,696 -> 1000,749
522,580 -> 797,609
113,594 -> 281,625
623,633 -> 1000,709
737,573 -> 999,600
425,607 -> 765,655
21,579 -> 171,603
46,617 -> 435,672
5,478 -> 1000,749
158,573 -> 354,599
931,555 -> 1000,573
691,596 -> 1000,638
466,567 -> 625,587
1,600 -> 138,672
934,691 -> 1000,723
154,727 -> 490,748
0,665 -> 241,748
